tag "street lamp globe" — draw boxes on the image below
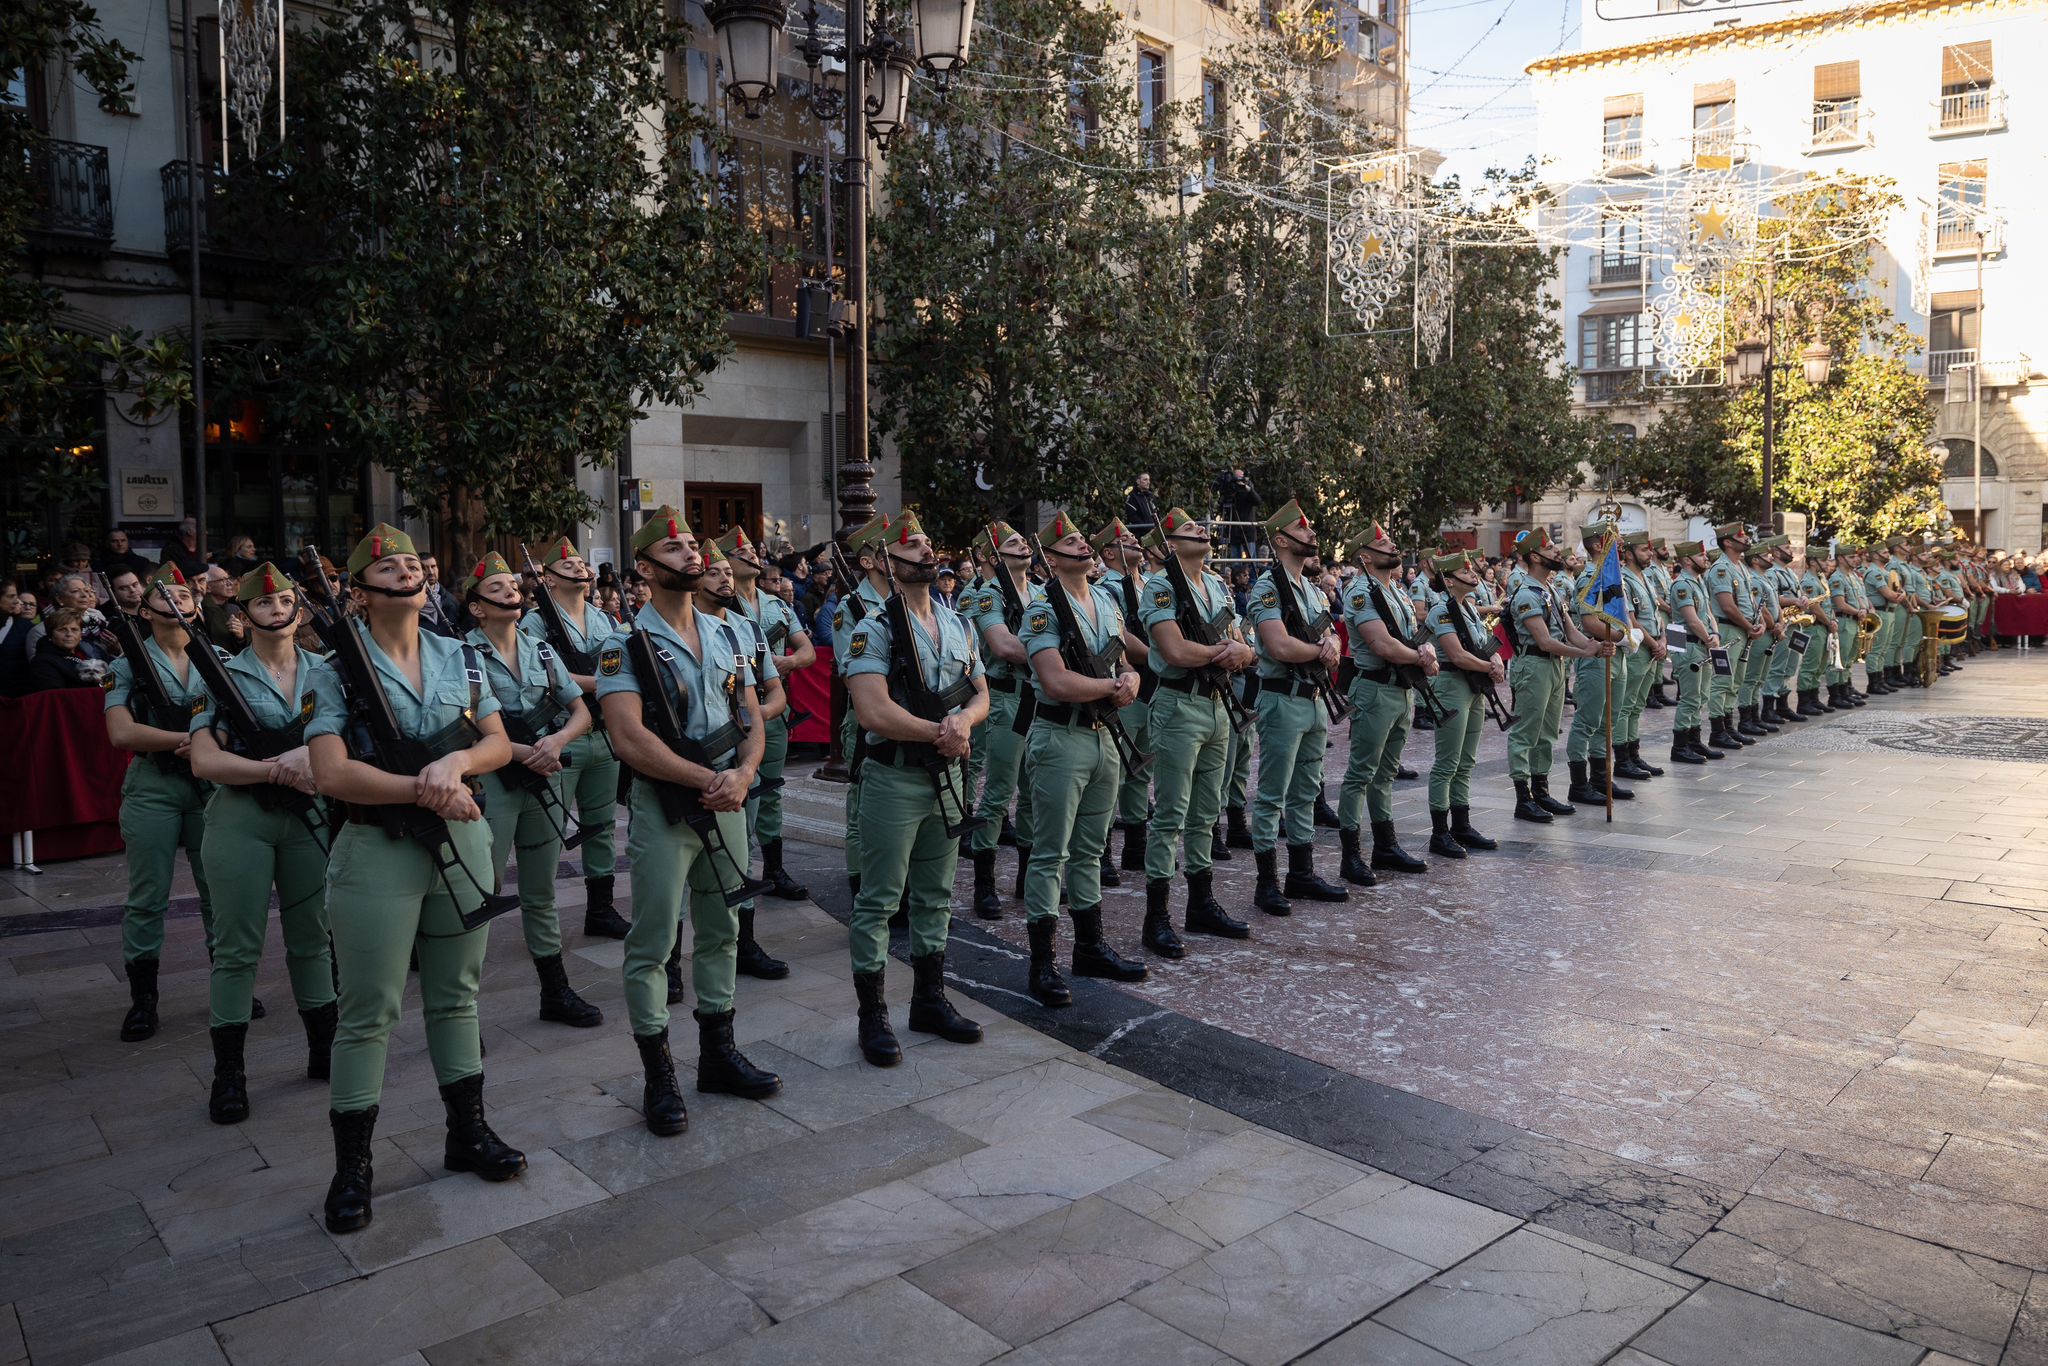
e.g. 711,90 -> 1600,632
866,46 -> 918,150
1800,342 -> 1833,386
707,0 -> 789,117
1732,339 -> 1767,383
911,0 -> 975,89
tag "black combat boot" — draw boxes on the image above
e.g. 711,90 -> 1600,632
1371,820 -> 1429,873
300,1000 -> 337,1080
1694,726 -> 1726,760
208,1024 -> 250,1125
535,953 -> 604,1027
1799,690 -> 1827,716
1338,828 -> 1376,886
1412,705 -> 1436,731
324,1107 -> 378,1233
1779,694 -> 1810,723
1671,728 -> 1706,765
852,969 -> 901,1067
1210,825 -> 1232,862
908,951 -> 982,1043
1142,879 -> 1185,959
1314,793 -> 1341,828
1532,774 -> 1576,815
1099,849 -> 1121,890
1025,917 -> 1072,1007
694,1009 -> 782,1098
1739,703 -> 1771,736
1614,741 -> 1655,781
1013,845 -> 1032,901
1512,777 -> 1552,823
440,1074 -> 527,1181
1225,805 -> 1254,849
1593,757 -> 1634,801
1071,905 -> 1149,982
762,839 -> 809,900
1121,822 -> 1148,871
972,847 -> 1003,920
998,814 -> 1017,847
1185,869 -> 1250,938
1450,805 -> 1496,849
1284,843 -> 1349,901
1566,759 -> 1602,805
1253,849 -> 1292,916
120,957 -> 159,1042
583,875 -> 629,939
736,907 -> 790,980
633,1030 -> 690,1135
1427,809 -> 1465,861
1635,740 -> 1665,777
664,937 -> 685,1006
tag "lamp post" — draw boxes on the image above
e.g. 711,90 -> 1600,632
1732,261 -> 1832,533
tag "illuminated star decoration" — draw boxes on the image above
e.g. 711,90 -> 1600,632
1695,208 -> 1730,240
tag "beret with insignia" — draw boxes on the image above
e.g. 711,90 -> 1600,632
347,523 -> 417,576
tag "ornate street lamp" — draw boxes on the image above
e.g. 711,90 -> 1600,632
1732,338 -> 1766,384
910,0 -> 976,89
866,44 -> 919,151
1799,341 -> 1833,386
705,0 -> 790,119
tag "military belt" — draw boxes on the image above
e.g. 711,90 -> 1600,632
1034,702 -> 1104,729
1155,674 -> 1222,698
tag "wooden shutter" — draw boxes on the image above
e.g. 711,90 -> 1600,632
1813,62 -> 1859,101
1942,42 -> 1992,86
1603,93 -> 1643,119
1930,290 -> 1981,312
1693,79 -> 1735,107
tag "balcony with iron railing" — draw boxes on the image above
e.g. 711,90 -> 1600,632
1690,126 -> 1744,166
1934,214 -> 1993,257
1807,101 -> 1871,153
160,160 -> 317,276
1602,138 -> 1649,176
1582,370 -> 1646,404
1591,257 -> 1645,289
1926,348 -> 1976,383
1932,86 -> 2006,136
22,137 -> 114,255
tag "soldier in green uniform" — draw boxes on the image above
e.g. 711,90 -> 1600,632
1642,539 -> 1676,709
1420,549 -> 1503,856
1891,540 -> 1925,687
521,538 -> 629,939
841,510 -> 988,1065
1827,545 -> 1869,708
597,509 -> 782,1143
1738,538 -> 1782,735
1704,522 -> 1764,748
1506,528 -> 1609,822
1612,532 -> 1666,782
1792,544 -> 1838,715
1932,546 -> 1965,675
1759,538 -> 1809,724
1336,520 -> 1435,881
1138,508 -> 1255,948
1664,541 -> 1723,764
835,517 -> 893,890
186,563 -> 335,1123
965,522 -> 1038,918
1094,520 -> 1156,885
1861,543 -> 1903,692
1245,501 -> 1348,913
463,552 -> 604,1029
307,525 -> 527,1235
723,525 -> 814,901
1565,523 -> 1635,806
1218,571 -> 1256,858
103,561 -> 218,1042
696,537 -> 791,981
1016,510 -> 1150,1005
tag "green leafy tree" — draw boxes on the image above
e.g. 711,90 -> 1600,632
1615,176 -> 1942,541
262,0 -> 759,561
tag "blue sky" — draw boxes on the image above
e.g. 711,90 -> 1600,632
1409,0 -> 1579,184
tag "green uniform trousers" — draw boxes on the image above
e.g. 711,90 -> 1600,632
1620,645 -> 1654,744
1250,687 -> 1326,851
1710,631 -> 1749,718
1902,611 -> 1925,672
1739,630 -> 1773,706
1427,672 -> 1485,810
1798,627 -> 1830,691
841,706 -> 865,876
1224,678 -> 1253,810
1115,695 -> 1153,827
754,714 -> 790,846
1828,620 -> 1859,686
1023,719 -> 1121,921
622,780 -> 745,1033
970,684 -> 1035,853
1507,653 -> 1565,781
326,818 -> 493,1112
480,767 -> 569,960
1673,645 -> 1709,731
118,760 -> 216,964
200,787 -> 333,1029
1338,675 -> 1409,828
1766,631 -> 1800,698
1881,606 -> 1906,669
564,730 -> 619,878
964,716 -> 988,823
1566,655 -> 1615,762
1143,685 -> 1230,882
849,759 -> 959,972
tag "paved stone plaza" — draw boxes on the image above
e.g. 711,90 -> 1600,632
2,654 -> 2044,1365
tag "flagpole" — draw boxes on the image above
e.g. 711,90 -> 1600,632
1603,652 -> 1614,823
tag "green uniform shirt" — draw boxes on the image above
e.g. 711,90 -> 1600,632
1247,566 -> 1332,681
842,600 -> 983,746
1623,564 -> 1659,631
1424,593 -> 1487,652
1670,572 -> 1711,641
105,635 -> 213,733
1704,554 -> 1755,625
593,604 -> 753,744
1019,582 -> 1125,704
189,645 -> 322,740
734,588 -> 802,657
519,596 -> 618,662
832,580 -> 890,675
1509,577 -> 1567,651
966,572 -> 1035,681
464,627 -> 583,738
1139,566 -> 1232,679
305,624 -> 504,743
1341,572 -> 1421,667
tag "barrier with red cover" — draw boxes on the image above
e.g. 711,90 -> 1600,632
787,646 -> 833,744
1,687 -> 130,861
1994,594 -> 2048,637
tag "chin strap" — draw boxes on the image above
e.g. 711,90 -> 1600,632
247,616 -> 298,634
356,580 -> 427,600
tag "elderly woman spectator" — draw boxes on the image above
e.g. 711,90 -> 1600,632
27,573 -> 114,658
29,609 -> 111,691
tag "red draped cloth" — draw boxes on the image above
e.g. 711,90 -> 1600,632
787,646 -> 832,745
1,688 -> 130,861
1994,595 -> 2048,637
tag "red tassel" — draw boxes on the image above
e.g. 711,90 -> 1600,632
667,517 -> 678,539
263,570 -> 276,594
371,536 -> 383,560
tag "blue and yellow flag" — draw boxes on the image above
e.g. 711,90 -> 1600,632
1576,534 -> 1632,634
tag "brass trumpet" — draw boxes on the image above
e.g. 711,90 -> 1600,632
1780,610 -> 1817,628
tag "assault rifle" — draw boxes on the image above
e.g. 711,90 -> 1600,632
1439,590 -> 1514,732
521,545 -> 612,755
1156,549 -> 1252,734
493,659 -> 592,853
872,541 -> 983,838
621,622 -> 773,907
1260,538 -> 1351,724
1360,574 -> 1452,726
1024,533 -> 1152,779
303,548 -> 518,930
979,529 -> 1039,738
95,572 -> 198,787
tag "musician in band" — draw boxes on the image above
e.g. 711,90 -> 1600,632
1740,537 -> 1788,734
306,525 -> 527,1234
1337,520 -> 1436,883
965,522 -> 1040,919
102,562 -> 219,1044
722,525 -> 814,902
1793,543 -> 1841,715
521,537 -> 630,939
842,510 -> 988,1065
1827,544 -> 1873,706
1420,549 -> 1504,858
596,508 -> 783,1142
1246,500 -> 1349,915
186,563 -> 336,1124
463,551 -> 605,1030
1704,522 -> 1763,748
1017,509 -> 1151,1006
1865,541 -> 1908,691
1665,540 -> 1723,763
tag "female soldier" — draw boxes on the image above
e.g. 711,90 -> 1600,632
187,564 -> 337,1124
307,525 -> 526,1235
464,552 -> 602,1028
1421,550 -> 1504,857
103,562 -> 217,1042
